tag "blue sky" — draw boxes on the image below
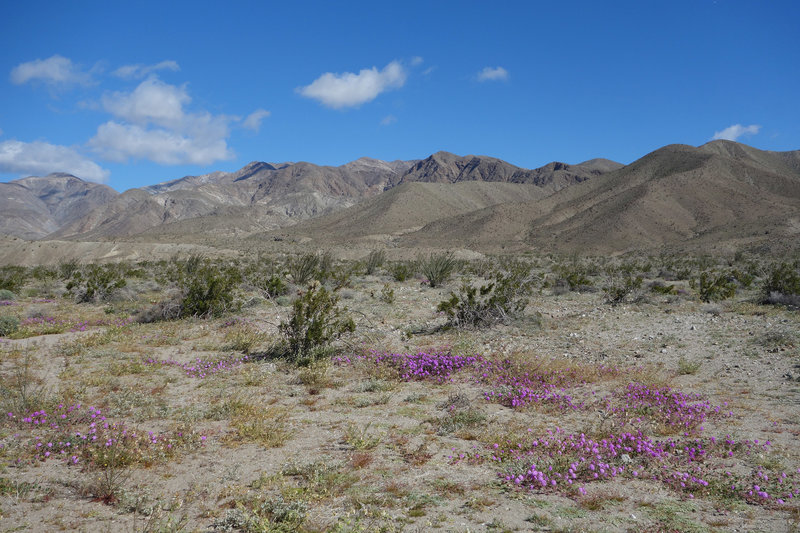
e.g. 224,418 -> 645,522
1,0 -> 798,192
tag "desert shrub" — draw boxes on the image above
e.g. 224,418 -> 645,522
364,249 -> 386,275
0,316 -> 20,336
390,261 -> 415,282
279,282 -> 355,365
178,263 -> 241,318
30,266 -> 57,281
0,289 -> 16,301
58,258 -> 81,280
66,264 -> 127,303
649,281 -> 677,295
243,257 -> 289,299
553,264 -> 593,292
286,253 -> 320,285
0,266 -> 27,293
419,251 -> 456,288
327,262 -> 356,291
729,268 -> 754,289
317,251 -> 335,282
437,270 -> 532,329
761,262 -> 800,307
379,283 -> 395,304
604,268 -> 643,305
691,271 -> 736,302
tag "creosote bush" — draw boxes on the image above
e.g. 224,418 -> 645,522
390,261 -> 415,282
761,262 -> 800,307
437,270 -> 532,329
0,266 -> 28,293
604,270 -> 643,305
0,316 -> 20,336
178,263 -> 241,318
279,282 -> 355,365
66,264 -> 127,303
691,271 -> 736,303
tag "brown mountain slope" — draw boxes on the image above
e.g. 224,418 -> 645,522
0,174 -> 118,239
53,159 -> 415,240
395,141 -> 800,253
52,151 -> 613,241
272,181 -> 549,243
392,151 -> 618,193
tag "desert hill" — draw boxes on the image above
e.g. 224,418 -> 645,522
0,174 -> 118,240
270,180 -> 551,244
390,151 -> 620,193
389,141 -> 800,253
5,152 -> 615,242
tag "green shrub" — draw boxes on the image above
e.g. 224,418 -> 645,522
691,271 -> 736,302
179,264 -> 241,318
437,270 -> 532,329
553,264 -> 593,292
761,262 -> 800,307
279,282 -> 355,365
66,265 -> 127,303
364,249 -> 386,275
0,316 -> 20,336
0,289 -> 16,301
390,261 -> 415,282
0,266 -> 27,293
649,281 -> 677,295
30,266 -> 58,281
604,269 -> 643,305
419,252 -> 456,288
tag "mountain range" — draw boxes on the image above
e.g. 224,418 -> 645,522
1,140 -> 798,254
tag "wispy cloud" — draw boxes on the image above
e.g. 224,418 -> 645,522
112,60 -> 180,80
298,61 -> 407,109
10,55 -> 94,88
0,139 -> 109,182
410,56 -> 424,66
242,109 -> 271,132
477,66 -> 509,82
711,124 -> 761,142
380,115 -> 397,126
89,76 -> 234,165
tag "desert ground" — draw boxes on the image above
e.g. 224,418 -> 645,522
0,248 -> 798,532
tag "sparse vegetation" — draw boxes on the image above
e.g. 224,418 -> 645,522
279,281 -> 355,364
419,251 -> 456,287
0,250 -> 797,531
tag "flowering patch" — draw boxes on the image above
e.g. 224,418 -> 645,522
4,404 -> 205,467
145,353 -> 250,378
13,315 -> 135,337
336,349 -> 480,383
603,382 -> 731,434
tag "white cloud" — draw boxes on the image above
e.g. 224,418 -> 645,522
243,109 -> 271,132
90,76 -> 234,165
380,115 -> 397,126
101,77 -> 190,128
297,61 -> 407,109
90,122 -> 231,165
477,66 -> 509,82
410,56 -> 424,66
711,124 -> 761,141
112,60 -> 180,80
10,55 -> 93,87
0,139 -> 109,182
